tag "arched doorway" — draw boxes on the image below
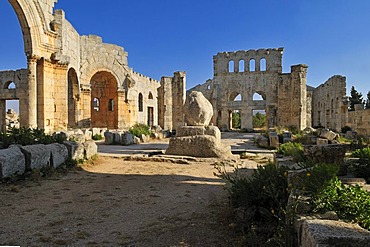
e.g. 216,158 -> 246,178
90,71 -> 118,129
67,68 -> 79,128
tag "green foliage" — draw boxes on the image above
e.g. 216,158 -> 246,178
215,162 -> 291,245
312,177 -> 370,230
232,111 -> 241,129
0,127 -> 66,148
129,123 -> 151,137
92,134 -> 103,140
351,147 -> 370,183
253,112 -> 266,129
349,86 -> 364,111
276,142 -> 305,161
292,163 -> 339,196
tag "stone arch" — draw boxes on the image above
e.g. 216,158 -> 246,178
148,92 -> 153,99
228,60 -> 234,73
4,81 -> 16,89
8,0 -> 49,57
67,68 -> 79,128
239,59 -> 245,72
229,91 -> 242,101
90,71 -> 118,129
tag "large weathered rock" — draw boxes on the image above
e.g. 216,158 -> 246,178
0,146 -> 26,178
20,144 -> 51,170
166,135 -> 232,158
47,143 -> 68,168
256,135 -> 269,148
104,131 -> 114,145
113,131 -> 123,144
83,141 -> 98,159
63,141 -> 85,161
184,91 -> 213,126
304,144 -> 347,165
320,129 -> 338,141
121,132 -> 134,145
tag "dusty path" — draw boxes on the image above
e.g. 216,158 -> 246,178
0,156 -> 248,247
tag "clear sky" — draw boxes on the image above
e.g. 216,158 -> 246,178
1,0 -> 370,101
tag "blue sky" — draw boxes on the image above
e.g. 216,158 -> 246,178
1,0 -> 370,103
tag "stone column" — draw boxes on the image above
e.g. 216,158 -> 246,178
0,100 -> 6,132
27,57 -> 38,128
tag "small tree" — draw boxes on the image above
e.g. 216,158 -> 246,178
365,91 -> 370,109
349,86 -> 364,111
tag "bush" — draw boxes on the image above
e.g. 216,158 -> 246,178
351,147 -> 370,183
129,123 -> 151,137
0,127 -> 66,148
312,177 -> 370,230
92,134 -> 103,140
276,142 -> 305,161
215,162 -> 291,245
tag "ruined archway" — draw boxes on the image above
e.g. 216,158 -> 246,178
67,68 -> 79,128
90,71 -> 118,129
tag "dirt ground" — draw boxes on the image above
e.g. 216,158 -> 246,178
0,155 -> 259,247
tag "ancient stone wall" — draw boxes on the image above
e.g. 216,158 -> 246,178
347,106 -> 370,136
2,1 -> 164,132
190,48 -> 308,130
312,75 -> 347,131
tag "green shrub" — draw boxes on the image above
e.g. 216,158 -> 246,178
276,142 -> 305,161
129,123 -> 151,137
215,162 -> 291,245
0,127 -> 67,148
292,163 -> 339,196
253,112 -> 266,129
312,177 -> 370,230
92,134 -> 103,140
351,147 -> 370,183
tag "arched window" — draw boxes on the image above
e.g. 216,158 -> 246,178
260,58 -> 266,71
93,98 -> 100,112
239,60 -> 245,72
228,60 -> 234,73
148,92 -> 153,99
5,81 -> 16,89
207,85 -> 211,90
229,92 -> 242,101
138,93 -> 143,112
249,59 -> 256,72
109,99 -> 114,111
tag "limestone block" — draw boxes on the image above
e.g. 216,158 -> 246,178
84,130 -> 93,141
165,135 -> 232,158
63,141 -> 85,161
256,135 -> 269,148
320,129 -> 338,141
72,134 -> 86,143
113,132 -> 122,144
0,146 -> 26,178
316,138 -> 329,145
269,132 -> 279,148
296,218 -> 370,247
121,132 -> 134,145
20,144 -> 51,170
304,144 -> 347,165
176,126 -> 205,137
205,126 -> 221,142
184,91 -> 213,126
104,131 -> 114,145
134,136 -> 141,144
74,129 -> 84,135
140,134 -> 150,143
47,143 -> 68,168
83,141 -> 98,159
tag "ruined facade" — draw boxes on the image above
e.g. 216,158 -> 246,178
0,0 -> 176,132
189,48 -> 310,130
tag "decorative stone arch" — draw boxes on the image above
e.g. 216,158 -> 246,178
82,68 -> 123,90
229,91 -> 242,101
90,71 -> 119,129
8,0 -> 52,57
4,81 -> 17,89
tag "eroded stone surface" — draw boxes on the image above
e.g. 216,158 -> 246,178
0,146 -> 25,178
184,91 -> 213,126
47,143 -> 68,168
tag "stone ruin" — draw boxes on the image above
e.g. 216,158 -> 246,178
165,91 -> 232,158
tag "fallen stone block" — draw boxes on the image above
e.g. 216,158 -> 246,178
316,138 -> 329,145
0,146 -> 26,178
47,143 -> 68,168
114,131 -> 123,144
20,144 -> 51,170
121,132 -> 134,145
84,141 -> 98,159
104,131 -> 114,145
320,129 -> 338,141
63,141 -> 85,161
84,130 -> 93,141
